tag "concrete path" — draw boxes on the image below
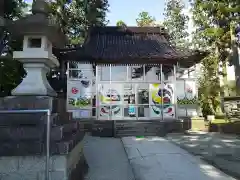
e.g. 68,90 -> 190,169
83,135 -> 135,180
122,136 -> 236,180
167,132 -> 240,179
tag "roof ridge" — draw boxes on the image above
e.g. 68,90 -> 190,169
89,26 -> 167,35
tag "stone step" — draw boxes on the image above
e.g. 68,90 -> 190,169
0,112 -> 72,127
0,112 -> 47,126
0,122 -> 79,141
0,140 -> 44,156
0,126 -> 44,141
115,120 -> 165,137
116,133 -> 159,137
0,131 -> 85,156
91,120 -> 114,137
50,131 -> 85,155
51,122 -> 79,141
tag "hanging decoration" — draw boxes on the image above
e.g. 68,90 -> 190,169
67,80 -> 92,110
176,80 -> 197,105
149,83 -> 175,118
98,84 -> 122,118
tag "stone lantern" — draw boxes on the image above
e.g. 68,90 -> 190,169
8,0 -> 66,96
0,2 -> 87,180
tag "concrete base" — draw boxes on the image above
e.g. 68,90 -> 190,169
0,141 -> 88,180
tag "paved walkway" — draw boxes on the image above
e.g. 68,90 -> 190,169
167,132 -> 240,179
122,136 -> 236,180
83,135 -> 135,180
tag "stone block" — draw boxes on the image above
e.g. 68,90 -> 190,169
0,96 -> 57,112
68,156 -> 88,180
0,157 -> 19,173
66,141 -> 84,172
51,156 -> 67,171
1,171 -> 38,180
38,170 -> 67,180
0,141 -> 44,156
51,123 -> 78,141
0,126 -> 44,141
50,131 -> 85,155
0,113 -> 46,126
51,171 -> 67,180
18,156 -> 46,172
92,120 -> 114,137
0,141 -> 87,179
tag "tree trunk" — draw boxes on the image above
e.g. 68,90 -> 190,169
215,45 -> 223,115
230,22 -> 240,95
222,60 -> 229,96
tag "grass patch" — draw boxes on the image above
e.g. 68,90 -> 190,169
211,119 -> 229,124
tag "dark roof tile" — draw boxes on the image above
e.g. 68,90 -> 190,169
55,26 -> 208,67
82,26 -> 179,63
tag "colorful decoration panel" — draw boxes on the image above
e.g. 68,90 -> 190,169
67,80 -> 92,110
176,80 -> 197,105
149,83 -> 175,118
98,84 -> 123,119
176,79 -> 198,117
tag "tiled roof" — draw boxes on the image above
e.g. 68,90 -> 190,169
56,26 -> 208,67
82,26 -> 179,64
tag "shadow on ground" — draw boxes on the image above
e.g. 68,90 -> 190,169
167,132 -> 240,179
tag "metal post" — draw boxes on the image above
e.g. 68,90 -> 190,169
67,61 -> 69,79
109,64 -> 112,120
96,65 -> 99,119
160,64 -> 163,121
46,109 -> 51,180
173,65 -> 178,119
184,78 -> 187,117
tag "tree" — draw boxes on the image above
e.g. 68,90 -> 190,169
136,11 -> 155,27
116,20 -> 126,27
0,0 -> 28,97
191,0 -> 240,115
163,0 -> 189,47
48,0 -> 109,45
0,0 -> 109,96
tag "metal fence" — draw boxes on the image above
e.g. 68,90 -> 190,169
0,109 -> 51,180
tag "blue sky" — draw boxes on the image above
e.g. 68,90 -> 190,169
107,0 -> 166,26
25,0 -> 189,26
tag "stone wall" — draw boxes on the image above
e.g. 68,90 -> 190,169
0,140 -> 86,180
0,96 -> 88,180
223,96 -> 240,120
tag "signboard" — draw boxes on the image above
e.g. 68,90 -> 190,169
67,80 -> 92,111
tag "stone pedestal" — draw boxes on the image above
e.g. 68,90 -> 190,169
0,96 -> 88,180
11,37 -> 59,97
